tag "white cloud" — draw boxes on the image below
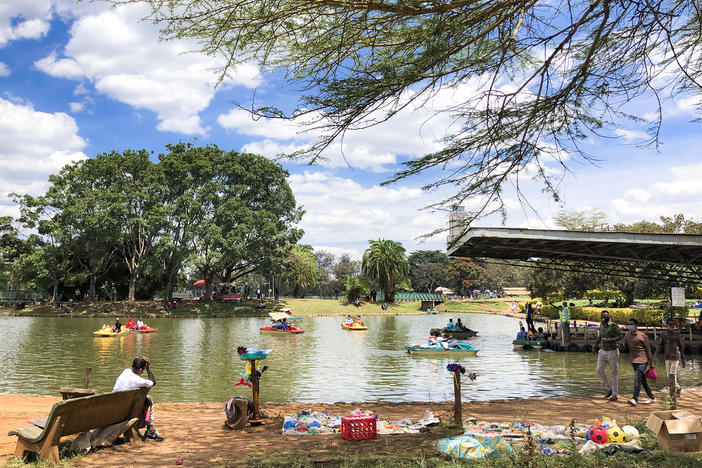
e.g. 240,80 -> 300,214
0,0 -> 52,47
610,160 -> 702,222
614,128 -> 649,143
69,101 -> 83,112
290,171 -> 446,253
622,188 -> 651,203
35,3 -> 261,135
0,97 -> 87,203
310,245 -> 364,261
0,61 -> 9,76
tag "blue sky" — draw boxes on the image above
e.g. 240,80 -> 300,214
2,2 -> 702,260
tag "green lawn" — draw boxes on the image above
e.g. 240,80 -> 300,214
277,298 -> 426,316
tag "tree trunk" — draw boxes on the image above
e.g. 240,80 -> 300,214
128,276 -> 137,301
51,283 -> 58,303
164,267 -> 178,301
89,274 -> 96,301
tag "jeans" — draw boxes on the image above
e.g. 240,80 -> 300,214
596,349 -> 619,396
632,362 -> 654,401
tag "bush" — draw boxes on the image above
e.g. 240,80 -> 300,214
584,289 -> 622,300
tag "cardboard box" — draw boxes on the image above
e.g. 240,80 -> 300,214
646,410 -> 702,452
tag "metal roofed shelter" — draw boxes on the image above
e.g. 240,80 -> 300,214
447,227 -> 702,283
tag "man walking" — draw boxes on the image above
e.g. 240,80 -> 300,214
594,310 -> 622,401
620,319 -> 656,406
659,318 -> 685,403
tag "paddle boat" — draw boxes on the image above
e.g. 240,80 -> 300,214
512,337 -> 548,350
430,327 -> 478,339
259,325 -> 305,334
93,327 -> 130,337
260,312 -> 305,334
132,326 -> 158,333
405,342 -> 478,357
341,322 -> 368,331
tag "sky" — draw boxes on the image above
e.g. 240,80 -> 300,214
2,1 -> 702,260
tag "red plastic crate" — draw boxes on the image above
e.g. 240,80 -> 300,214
341,416 -> 377,440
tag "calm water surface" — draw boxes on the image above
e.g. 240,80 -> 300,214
1,314 -> 699,402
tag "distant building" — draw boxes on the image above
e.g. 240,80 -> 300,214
448,206 -> 468,247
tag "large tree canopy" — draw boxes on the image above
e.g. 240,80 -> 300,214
123,0 -> 702,226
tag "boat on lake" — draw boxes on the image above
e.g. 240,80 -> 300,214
430,327 -> 478,339
132,326 -> 158,333
261,312 -> 305,334
341,322 -> 368,330
405,342 -> 478,357
92,328 -> 130,337
513,338 -> 548,350
259,326 -> 305,334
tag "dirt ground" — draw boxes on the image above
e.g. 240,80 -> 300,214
3,387 -> 701,467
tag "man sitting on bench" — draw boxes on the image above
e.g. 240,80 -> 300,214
113,356 -> 164,441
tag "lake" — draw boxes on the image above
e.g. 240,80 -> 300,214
1,314 -> 696,403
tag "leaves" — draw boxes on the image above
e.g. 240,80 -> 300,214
361,239 -> 410,302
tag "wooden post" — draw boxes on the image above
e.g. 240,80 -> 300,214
249,360 -> 264,425
83,368 -> 92,389
453,372 -> 462,425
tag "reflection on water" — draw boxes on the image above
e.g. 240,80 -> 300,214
0,314 -> 699,403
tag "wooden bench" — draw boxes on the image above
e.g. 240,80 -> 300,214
8,387 -> 149,463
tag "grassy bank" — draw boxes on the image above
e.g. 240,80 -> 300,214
1,297 -> 435,319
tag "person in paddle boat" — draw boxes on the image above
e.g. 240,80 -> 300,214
274,318 -> 289,330
444,335 -> 460,349
516,326 -> 528,340
113,356 -> 164,441
455,318 -> 467,331
346,315 -> 355,326
136,318 -> 145,330
100,323 -> 111,332
113,318 -> 122,333
445,318 -> 456,330
125,318 -> 137,330
355,315 -> 364,326
427,334 -> 438,346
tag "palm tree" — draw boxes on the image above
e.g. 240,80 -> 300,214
362,239 -> 410,302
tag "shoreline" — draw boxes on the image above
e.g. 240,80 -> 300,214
0,297 -> 516,319
3,387 -> 701,466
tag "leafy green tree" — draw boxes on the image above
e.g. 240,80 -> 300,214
361,239 -> 410,302
32,158 -> 125,300
123,1 -> 702,225
332,254 -> 361,282
410,263 -> 447,293
342,276 -> 370,303
103,150 -> 164,301
12,198 -> 75,301
157,143 -> 223,300
408,250 -> 450,268
0,216 -> 24,288
189,148 -> 303,299
283,244 -> 318,297
445,259 -> 483,296
408,250 -> 450,291
314,249 -> 336,296
553,209 -> 609,232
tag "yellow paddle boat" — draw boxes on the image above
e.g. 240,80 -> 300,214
341,322 -> 368,331
93,327 -> 130,337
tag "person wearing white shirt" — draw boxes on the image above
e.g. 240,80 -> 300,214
113,356 -> 163,441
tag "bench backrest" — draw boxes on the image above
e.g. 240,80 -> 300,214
44,387 -> 149,437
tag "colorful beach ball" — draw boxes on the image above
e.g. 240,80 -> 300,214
607,425 -> 626,444
621,425 -> 640,442
588,425 -> 608,444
